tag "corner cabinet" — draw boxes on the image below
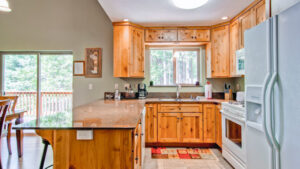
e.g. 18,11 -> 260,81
210,25 -> 230,78
113,23 -> 145,78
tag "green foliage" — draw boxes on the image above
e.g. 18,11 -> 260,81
4,54 -> 73,92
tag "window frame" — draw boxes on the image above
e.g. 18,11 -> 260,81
149,47 -> 201,86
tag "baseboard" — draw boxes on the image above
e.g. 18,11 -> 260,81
146,142 -> 218,148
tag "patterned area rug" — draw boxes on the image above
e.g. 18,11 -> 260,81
151,147 -> 217,160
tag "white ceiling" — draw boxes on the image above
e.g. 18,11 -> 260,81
98,0 -> 255,26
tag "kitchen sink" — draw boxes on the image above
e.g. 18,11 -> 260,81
158,98 -> 196,102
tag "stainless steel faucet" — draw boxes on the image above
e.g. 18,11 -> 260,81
176,84 -> 181,100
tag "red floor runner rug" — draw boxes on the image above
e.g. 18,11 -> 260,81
151,147 -> 216,160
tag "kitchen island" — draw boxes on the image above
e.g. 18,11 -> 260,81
14,99 -> 146,169
14,98 -> 225,169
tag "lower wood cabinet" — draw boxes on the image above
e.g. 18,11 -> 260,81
158,113 -> 181,142
146,103 -> 220,146
157,112 -> 203,143
145,104 -> 157,143
215,104 -> 222,148
203,104 -> 216,143
134,122 -> 142,169
181,113 -> 203,143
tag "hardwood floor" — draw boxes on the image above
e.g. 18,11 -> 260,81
1,136 -> 53,169
1,136 -> 233,169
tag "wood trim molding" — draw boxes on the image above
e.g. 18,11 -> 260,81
113,21 -> 145,29
230,0 -> 265,22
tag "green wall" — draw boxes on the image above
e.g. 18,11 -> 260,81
0,0 -> 124,106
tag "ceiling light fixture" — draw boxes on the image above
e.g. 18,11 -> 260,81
0,0 -> 11,12
172,0 -> 208,9
222,16 -> 229,20
123,19 -> 129,22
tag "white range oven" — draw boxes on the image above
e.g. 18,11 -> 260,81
221,102 -> 246,169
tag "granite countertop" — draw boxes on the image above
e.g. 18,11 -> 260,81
13,98 -> 225,130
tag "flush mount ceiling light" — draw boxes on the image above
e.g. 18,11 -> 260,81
0,0 -> 11,12
123,19 -> 129,22
222,16 -> 229,20
172,0 -> 209,9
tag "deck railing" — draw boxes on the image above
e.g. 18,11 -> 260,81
5,91 -> 72,119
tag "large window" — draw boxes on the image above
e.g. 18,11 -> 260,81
1,52 -> 73,122
150,48 -> 200,86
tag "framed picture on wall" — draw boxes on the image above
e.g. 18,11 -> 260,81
73,61 -> 85,76
85,48 -> 102,78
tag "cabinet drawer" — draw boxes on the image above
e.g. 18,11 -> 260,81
159,104 -> 202,113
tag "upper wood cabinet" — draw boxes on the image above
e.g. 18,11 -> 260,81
203,104 -> 216,143
145,104 -> 157,143
145,29 -> 177,42
254,0 -> 266,25
229,19 -> 240,77
113,23 -> 145,78
178,29 -> 210,42
211,25 -> 230,78
239,9 -> 255,48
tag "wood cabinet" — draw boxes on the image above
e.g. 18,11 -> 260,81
215,104 -> 222,148
145,104 -> 157,143
157,112 -> 203,143
229,20 -> 240,77
211,25 -> 230,78
254,0 -> 266,25
203,104 -> 216,143
134,122 -> 142,169
158,113 -> 181,142
178,29 -> 210,42
145,29 -> 177,42
181,113 -> 203,143
239,9 -> 255,48
113,23 -> 144,78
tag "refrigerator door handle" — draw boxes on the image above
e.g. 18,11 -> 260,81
262,19 -> 275,150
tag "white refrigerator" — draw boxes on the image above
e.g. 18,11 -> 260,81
245,2 -> 300,169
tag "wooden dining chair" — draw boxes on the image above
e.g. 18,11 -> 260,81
0,96 -> 18,155
0,100 -> 11,169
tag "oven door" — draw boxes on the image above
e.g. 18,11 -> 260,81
222,112 -> 246,163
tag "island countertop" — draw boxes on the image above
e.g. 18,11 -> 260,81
13,98 -> 225,130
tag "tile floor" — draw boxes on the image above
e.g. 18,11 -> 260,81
1,136 -> 233,169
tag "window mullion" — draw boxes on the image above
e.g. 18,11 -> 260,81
173,50 -> 176,85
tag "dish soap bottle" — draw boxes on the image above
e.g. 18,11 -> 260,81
205,81 -> 212,99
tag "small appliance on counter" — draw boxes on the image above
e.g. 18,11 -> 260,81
124,84 -> 136,99
138,83 -> 147,99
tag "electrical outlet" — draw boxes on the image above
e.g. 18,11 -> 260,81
76,130 -> 93,140
89,84 -> 93,90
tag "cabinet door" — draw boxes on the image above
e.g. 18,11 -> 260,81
113,25 -> 131,77
239,9 -> 255,48
145,104 -> 157,143
180,113 -> 203,143
254,0 -> 266,26
133,123 -> 142,169
130,27 -> 144,77
203,104 -> 216,143
229,20 -> 240,77
158,113 -> 180,142
145,29 -> 177,42
215,104 -> 222,148
211,25 -> 230,77
178,29 -> 210,42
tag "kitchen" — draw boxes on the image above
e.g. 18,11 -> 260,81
0,0 -> 299,169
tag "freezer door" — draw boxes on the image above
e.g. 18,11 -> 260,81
244,21 -> 272,169
276,2 -> 300,169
